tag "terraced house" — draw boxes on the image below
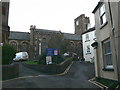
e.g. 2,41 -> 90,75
92,0 -> 120,83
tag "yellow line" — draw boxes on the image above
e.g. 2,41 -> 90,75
2,61 -> 73,82
88,77 -> 108,90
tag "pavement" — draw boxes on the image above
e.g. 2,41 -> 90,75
2,61 -> 100,88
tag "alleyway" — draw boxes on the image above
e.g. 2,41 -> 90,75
2,61 -> 100,88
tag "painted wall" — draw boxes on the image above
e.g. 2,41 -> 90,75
82,30 -> 96,63
93,1 -> 118,81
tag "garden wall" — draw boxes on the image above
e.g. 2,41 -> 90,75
2,64 -> 19,80
23,59 -> 72,74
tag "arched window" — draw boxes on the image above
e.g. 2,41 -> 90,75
21,42 -> 29,52
70,41 -> 75,47
10,41 -> 17,50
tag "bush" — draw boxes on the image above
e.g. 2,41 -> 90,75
52,55 -> 64,64
38,55 -> 64,65
38,55 -> 46,65
2,44 -> 16,65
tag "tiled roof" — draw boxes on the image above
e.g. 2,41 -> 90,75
8,31 -> 30,40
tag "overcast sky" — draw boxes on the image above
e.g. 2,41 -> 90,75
8,0 -> 99,33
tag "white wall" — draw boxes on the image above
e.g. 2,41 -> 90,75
82,30 -> 96,63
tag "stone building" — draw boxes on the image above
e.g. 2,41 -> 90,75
8,26 -> 82,59
8,31 -> 30,53
29,25 -> 82,59
92,0 -> 120,82
0,0 -> 10,45
74,14 -> 90,35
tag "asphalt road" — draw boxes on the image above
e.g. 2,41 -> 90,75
2,61 -> 99,88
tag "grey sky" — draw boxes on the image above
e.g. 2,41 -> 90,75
9,0 -> 99,33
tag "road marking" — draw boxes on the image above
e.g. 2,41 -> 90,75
2,61 -> 73,82
88,77 -> 108,90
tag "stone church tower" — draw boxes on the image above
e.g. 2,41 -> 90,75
74,14 -> 90,35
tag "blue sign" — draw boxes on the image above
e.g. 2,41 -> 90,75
46,48 -> 59,56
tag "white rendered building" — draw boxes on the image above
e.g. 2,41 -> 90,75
82,27 -> 96,63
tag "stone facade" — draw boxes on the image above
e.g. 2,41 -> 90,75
8,31 -> 30,54
29,25 -> 82,59
0,1 -> 10,45
8,26 -> 82,59
92,0 -> 120,82
74,14 -> 90,35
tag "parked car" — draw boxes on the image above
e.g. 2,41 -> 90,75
13,52 -> 29,62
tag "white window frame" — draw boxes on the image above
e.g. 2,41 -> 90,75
85,34 -> 89,41
103,39 -> 113,69
86,45 -> 91,54
99,3 -> 107,26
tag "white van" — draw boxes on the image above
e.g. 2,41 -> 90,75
13,52 -> 29,61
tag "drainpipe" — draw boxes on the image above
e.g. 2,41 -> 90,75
108,0 -> 120,83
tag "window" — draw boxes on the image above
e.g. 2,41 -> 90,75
10,41 -> 17,50
99,4 -> 106,25
93,31 -> 96,41
85,34 -> 89,41
86,45 -> 91,54
76,21 -> 79,26
103,39 -> 113,69
2,6 -> 6,15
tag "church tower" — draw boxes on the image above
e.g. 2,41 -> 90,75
74,14 -> 90,35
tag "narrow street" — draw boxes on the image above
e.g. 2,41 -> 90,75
2,61 -> 99,88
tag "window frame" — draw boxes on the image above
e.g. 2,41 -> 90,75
102,39 -> 113,70
85,34 -> 90,42
86,45 -> 91,55
99,3 -> 107,27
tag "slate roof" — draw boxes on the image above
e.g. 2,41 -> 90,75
36,28 -> 60,33
63,33 -> 81,41
8,29 -> 81,41
36,28 -> 81,40
8,31 -> 30,40
81,27 -> 95,35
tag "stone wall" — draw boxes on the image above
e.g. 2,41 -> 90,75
2,64 -> 19,80
23,59 -> 72,74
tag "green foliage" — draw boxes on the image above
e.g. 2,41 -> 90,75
2,44 -> 16,65
25,61 -> 38,65
38,55 -> 46,65
38,54 -> 64,64
64,57 -> 73,61
47,34 -> 71,55
52,55 -> 64,64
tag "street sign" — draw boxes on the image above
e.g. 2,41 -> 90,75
46,48 -> 59,56
46,56 -> 52,64
46,48 -> 53,56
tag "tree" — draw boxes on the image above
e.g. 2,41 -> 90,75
2,44 -> 16,65
47,34 -> 71,55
